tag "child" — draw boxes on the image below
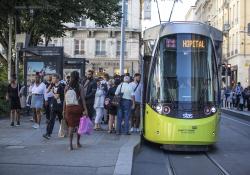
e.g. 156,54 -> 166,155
227,90 -> 233,109
94,79 -> 106,130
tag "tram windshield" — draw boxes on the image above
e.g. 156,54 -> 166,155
148,34 -> 218,105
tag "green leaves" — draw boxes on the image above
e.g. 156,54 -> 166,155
0,0 -> 121,62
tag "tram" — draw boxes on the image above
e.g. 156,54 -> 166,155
141,22 -> 223,151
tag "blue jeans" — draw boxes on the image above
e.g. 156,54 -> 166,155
45,97 -> 53,120
117,99 -> 132,133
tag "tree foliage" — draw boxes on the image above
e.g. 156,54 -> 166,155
0,0 -> 121,64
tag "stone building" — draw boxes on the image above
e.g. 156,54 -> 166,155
47,0 -> 141,77
186,0 -> 250,88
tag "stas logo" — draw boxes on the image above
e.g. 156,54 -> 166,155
182,113 -> 193,119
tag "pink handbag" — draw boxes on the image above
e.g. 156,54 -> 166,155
78,116 -> 93,135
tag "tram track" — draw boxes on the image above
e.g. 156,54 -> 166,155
163,151 -> 231,175
205,153 -> 231,175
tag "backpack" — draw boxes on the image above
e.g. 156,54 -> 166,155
65,87 -> 79,105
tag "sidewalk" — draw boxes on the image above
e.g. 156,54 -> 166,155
0,116 -> 140,175
221,107 -> 250,121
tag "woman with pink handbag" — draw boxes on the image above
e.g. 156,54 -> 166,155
64,71 -> 88,151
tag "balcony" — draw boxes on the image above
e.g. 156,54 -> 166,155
95,51 -> 106,56
223,0 -> 229,8
74,50 -> 85,55
116,51 -> 127,57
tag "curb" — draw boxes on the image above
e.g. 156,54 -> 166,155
221,108 -> 250,122
113,135 -> 141,175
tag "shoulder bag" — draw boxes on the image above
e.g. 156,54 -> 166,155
111,83 -> 124,107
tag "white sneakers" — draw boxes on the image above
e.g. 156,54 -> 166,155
130,127 -> 140,133
130,127 -> 135,132
32,123 -> 40,129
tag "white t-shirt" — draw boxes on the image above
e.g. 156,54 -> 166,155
130,81 -> 142,103
32,82 -> 48,101
115,82 -> 134,100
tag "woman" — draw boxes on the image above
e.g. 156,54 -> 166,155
6,75 -> 21,127
19,83 -> 26,115
26,80 -> 34,117
106,79 -> 119,133
31,73 -> 47,129
64,71 -> 88,151
94,78 -> 106,130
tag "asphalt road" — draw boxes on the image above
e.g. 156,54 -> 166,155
133,113 -> 250,175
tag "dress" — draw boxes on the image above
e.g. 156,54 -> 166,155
107,86 -> 118,116
8,84 -> 21,110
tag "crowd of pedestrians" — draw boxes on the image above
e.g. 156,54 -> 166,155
5,70 -> 142,150
221,82 -> 250,111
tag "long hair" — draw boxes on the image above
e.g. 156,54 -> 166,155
69,71 -> 80,93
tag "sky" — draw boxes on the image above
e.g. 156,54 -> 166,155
142,0 -> 197,30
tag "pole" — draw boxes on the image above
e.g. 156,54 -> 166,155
119,0 -> 126,75
169,0 -> 177,22
225,64 -> 228,88
155,0 -> 161,24
8,15 -> 13,82
15,47 -> 19,85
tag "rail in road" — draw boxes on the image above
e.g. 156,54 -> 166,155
133,114 -> 250,175
165,151 -> 230,175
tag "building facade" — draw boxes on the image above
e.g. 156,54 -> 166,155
47,0 -> 141,77
186,0 -> 250,88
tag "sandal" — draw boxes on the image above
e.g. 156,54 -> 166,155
76,143 -> 82,148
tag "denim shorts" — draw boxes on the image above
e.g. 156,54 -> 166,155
31,95 -> 44,109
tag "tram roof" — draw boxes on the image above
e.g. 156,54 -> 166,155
143,21 -> 223,42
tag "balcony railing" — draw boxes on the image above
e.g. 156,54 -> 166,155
95,51 -> 106,56
74,50 -> 85,55
116,51 -> 127,56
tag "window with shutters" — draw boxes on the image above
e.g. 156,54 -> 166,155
116,41 -> 127,57
95,40 -> 106,56
74,40 -> 85,55
75,17 -> 86,27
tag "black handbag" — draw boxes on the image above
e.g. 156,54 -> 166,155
111,83 -> 123,107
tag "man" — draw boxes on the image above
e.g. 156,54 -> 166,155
43,73 -> 64,139
115,76 -> 135,135
235,82 -> 243,110
83,70 -> 97,120
130,73 -> 142,132
64,75 -> 70,85
44,75 -> 54,122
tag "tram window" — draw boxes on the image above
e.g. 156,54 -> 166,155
148,33 -> 217,105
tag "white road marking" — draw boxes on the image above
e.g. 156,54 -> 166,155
222,116 -> 250,127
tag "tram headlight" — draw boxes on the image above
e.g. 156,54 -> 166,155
153,104 -> 171,115
211,106 -> 217,113
204,106 -> 217,115
155,104 -> 162,113
163,106 -> 171,115
204,106 -> 211,115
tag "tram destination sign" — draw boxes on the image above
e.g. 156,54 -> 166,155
165,38 -> 206,49
182,39 -> 206,48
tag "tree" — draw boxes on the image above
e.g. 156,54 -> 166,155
0,0 -> 121,64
